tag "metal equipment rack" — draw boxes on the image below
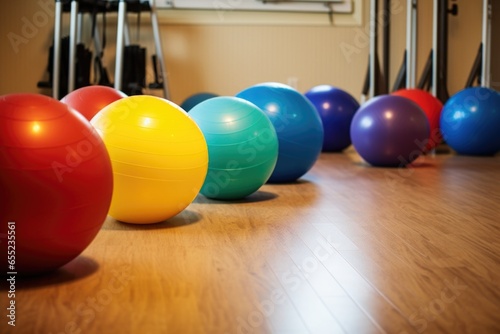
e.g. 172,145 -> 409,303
50,0 -> 169,99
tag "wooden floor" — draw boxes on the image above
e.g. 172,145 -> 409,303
2,150 -> 500,334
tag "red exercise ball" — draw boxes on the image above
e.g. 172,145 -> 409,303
0,94 -> 113,276
61,85 -> 127,121
391,88 -> 443,151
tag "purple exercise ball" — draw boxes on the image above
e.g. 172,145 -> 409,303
350,95 -> 430,167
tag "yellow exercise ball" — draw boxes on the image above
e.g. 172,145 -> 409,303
91,95 -> 208,224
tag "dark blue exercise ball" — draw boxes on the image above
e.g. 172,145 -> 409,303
180,92 -> 218,111
440,87 -> 500,156
236,82 -> 324,183
350,95 -> 430,167
305,85 -> 360,152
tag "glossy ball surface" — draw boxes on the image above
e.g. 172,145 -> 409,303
350,95 -> 430,167
91,95 -> 208,224
236,82 -> 323,183
189,96 -> 278,199
440,87 -> 500,156
305,85 -> 359,152
392,88 -> 443,151
61,85 -> 127,120
0,94 -> 113,275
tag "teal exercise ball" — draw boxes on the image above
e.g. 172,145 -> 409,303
189,96 -> 279,200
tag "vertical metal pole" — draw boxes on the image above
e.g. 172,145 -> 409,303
431,0 -> 438,96
369,0 -> 377,99
53,0 -> 62,99
77,13 -> 83,44
115,0 -> 127,91
150,0 -> 170,99
94,23 -> 103,56
481,0 -> 491,88
435,0 -> 451,103
382,0 -> 390,93
406,0 -> 417,88
411,1 -> 418,88
68,0 -> 79,93
124,16 -> 131,46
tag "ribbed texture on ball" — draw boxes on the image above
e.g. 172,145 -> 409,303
189,96 -> 278,200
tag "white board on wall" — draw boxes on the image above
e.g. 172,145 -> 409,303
156,0 -> 353,14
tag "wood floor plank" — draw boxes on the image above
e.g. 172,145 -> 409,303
266,226 -> 346,334
286,220 -> 386,334
2,152 -> 500,334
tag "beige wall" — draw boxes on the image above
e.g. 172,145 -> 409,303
0,1 -> 57,96
388,0 -> 483,95
492,0 -> 500,90
160,24 -> 369,103
0,0 -> 493,106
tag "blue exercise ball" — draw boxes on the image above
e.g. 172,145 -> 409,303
236,82 -> 324,183
181,92 -> 218,111
350,95 -> 430,167
305,85 -> 360,152
189,96 -> 279,199
440,87 -> 500,156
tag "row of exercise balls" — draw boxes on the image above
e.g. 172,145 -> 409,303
3,84 -> 497,276
304,85 -> 443,166
352,86 -> 500,164
349,86 -> 500,166
0,84 -> 323,276
183,86 -> 360,154
0,89 -> 210,275
187,83 -> 324,199
64,85 -> 500,184
79,85 -> 500,223
65,84 -> 320,223
182,86 -> 440,169
183,84 -> 324,184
